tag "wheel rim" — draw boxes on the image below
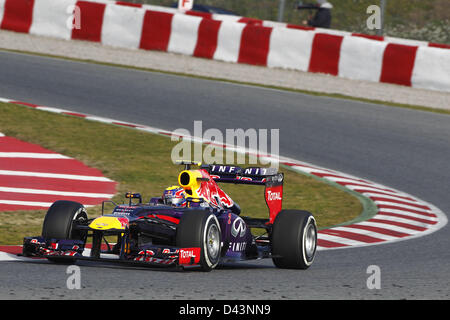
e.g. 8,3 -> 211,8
304,222 -> 317,261
206,224 -> 220,259
70,209 -> 87,240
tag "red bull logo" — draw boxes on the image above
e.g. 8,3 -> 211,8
195,170 -> 234,209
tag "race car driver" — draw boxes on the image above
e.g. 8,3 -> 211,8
162,186 -> 187,207
162,185 -> 240,214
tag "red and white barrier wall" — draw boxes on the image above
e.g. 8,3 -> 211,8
1,0 -> 449,92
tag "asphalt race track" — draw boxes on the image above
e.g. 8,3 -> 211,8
0,51 -> 449,299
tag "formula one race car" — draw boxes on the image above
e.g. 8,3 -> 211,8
22,162 -> 317,271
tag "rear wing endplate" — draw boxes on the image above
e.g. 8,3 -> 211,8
201,164 -> 284,223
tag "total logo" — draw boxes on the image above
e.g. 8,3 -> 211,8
179,247 -> 201,265
266,191 -> 282,201
180,249 -> 196,259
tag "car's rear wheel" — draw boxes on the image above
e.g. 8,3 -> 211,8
176,210 -> 222,271
42,200 -> 88,263
271,209 -> 317,269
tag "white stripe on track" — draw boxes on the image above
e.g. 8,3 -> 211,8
0,152 -> 71,159
0,170 -> 113,182
344,184 -> 406,196
379,208 -> 437,219
135,126 -> 162,135
289,166 -> 337,175
351,186 -> 409,196
325,177 -> 396,191
357,221 -> 420,234
360,192 -> 420,203
330,226 -> 399,241
0,200 -> 53,207
375,213 -> 435,226
0,252 -> 28,262
317,233 -> 367,246
84,116 -> 115,124
0,187 -> 114,198
374,200 -> 431,212
36,106 -> 70,113
316,176 -> 371,184
0,200 -> 95,208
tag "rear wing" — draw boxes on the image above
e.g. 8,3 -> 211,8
201,164 -> 280,185
201,164 -> 284,223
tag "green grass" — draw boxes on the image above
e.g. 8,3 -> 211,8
0,102 -> 362,244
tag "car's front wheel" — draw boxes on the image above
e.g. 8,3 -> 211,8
176,210 -> 222,271
41,200 -> 88,263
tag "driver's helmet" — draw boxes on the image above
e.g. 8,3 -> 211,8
162,186 -> 187,207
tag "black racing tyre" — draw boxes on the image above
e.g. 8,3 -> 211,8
271,210 -> 317,269
42,200 -> 88,241
41,200 -> 88,264
176,210 -> 222,271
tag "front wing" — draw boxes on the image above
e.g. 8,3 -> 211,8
22,237 -> 201,268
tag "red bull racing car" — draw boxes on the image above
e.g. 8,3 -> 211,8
22,162 -> 318,271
